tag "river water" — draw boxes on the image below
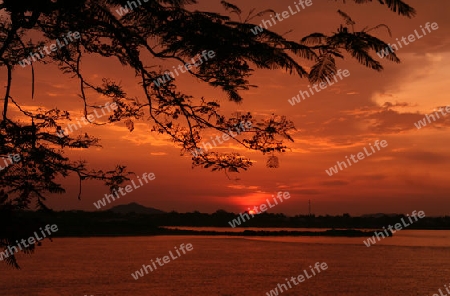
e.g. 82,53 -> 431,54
1,230 -> 449,295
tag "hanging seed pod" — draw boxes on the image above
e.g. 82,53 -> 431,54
266,155 -> 279,168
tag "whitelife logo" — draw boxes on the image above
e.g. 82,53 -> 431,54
363,210 -> 425,247
414,105 -> 450,130
56,102 -> 117,138
376,22 -> 439,59
228,192 -> 290,228
153,50 -> 216,87
429,283 -> 450,296
93,172 -> 155,209
0,154 -> 21,172
325,140 -> 388,176
131,243 -> 193,280
265,262 -> 328,296
288,69 -> 350,106
250,0 -> 313,35
18,31 -> 81,68
0,224 -> 58,261
190,121 -> 252,157
115,0 -> 148,17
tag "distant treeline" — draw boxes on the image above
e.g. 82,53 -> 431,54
13,210 -> 450,237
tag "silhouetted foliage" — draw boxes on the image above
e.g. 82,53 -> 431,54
0,0 -> 414,267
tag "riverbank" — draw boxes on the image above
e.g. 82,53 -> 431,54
50,227 -> 379,238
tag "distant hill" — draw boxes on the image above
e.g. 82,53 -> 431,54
108,202 -> 165,214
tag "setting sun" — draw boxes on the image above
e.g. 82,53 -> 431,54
1,0 -> 449,295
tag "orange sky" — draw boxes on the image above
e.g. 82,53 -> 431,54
3,0 -> 450,216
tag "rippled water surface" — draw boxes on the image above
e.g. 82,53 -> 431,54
1,231 -> 449,296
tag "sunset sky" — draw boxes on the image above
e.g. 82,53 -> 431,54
4,0 -> 450,216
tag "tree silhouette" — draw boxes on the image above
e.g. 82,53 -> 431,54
0,0 -> 414,267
